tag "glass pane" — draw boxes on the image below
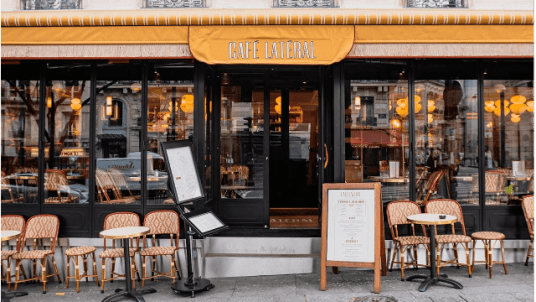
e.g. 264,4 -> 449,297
44,63 -> 91,204
220,73 -> 264,199
344,61 -> 409,205
1,64 -> 41,204
147,63 -> 194,205
414,60 -> 479,205
95,64 -> 142,205
484,79 -> 534,206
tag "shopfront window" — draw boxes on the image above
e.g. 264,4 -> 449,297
146,63 -> 195,205
44,62 -> 91,204
414,60 -> 479,205
95,64 -> 143,205
1,63 -> 41,204
484,61 -> 534,206
344,61 -> 409,204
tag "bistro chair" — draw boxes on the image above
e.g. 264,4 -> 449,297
107,168 -> 141,201
229,165 -> 249,186
95,169 -> 138,204
470,231 -> 507,278
44,169 -> 79,204
1,172 -> 22,203
521,195 -> 533,266
424,199 -> 472,277
386,200 -> 430,281
469,170 -> 507,205
12,214 -> 62,294
64,245 -> 100,293
140,210 -> 181,287
1,215 -> 27,291
99,212 -> 142,293
416,170 -> 444,205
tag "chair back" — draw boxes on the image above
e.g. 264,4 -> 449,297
44,169 -> 69,190
95,169 -> 123,203
1,215 -> 25,252
107,168 -> 129,190
485,170 -> 507,193
15,167 -> 38,185
103,212 -> 140,250
1,174 -> 17,202
143,210 -> 180,248
386,200 -> 426,238
522,195 -> 534,235
230,165 -> 249,181
23,215 -> 60,253
425,199 -> 466,235
418,170 -> 444,202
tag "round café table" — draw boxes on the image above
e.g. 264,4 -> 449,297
406,213 -> 463,292
1,230 -> 28,302
99,227 -> 156,302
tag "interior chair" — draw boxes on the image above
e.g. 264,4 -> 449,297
140,210 -> 181,287
95,169 -> 138,204
1,172 -> 22,203
424,199 -> 472,277
416,170 -> 444,205
44,169 -> 79,204
229,165 -> 249,186
12,214 -> 62,294
99,212 -> 141,293
107,168 -> 141,201
1,215 -> 27,291
469,171 -> 507,205
415,167 -> 429,200
521,195 -> 533,266
386,200 -> 430,281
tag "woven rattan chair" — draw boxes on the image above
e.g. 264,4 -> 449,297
521,195 -> 534,266
64,246 -> 100,293
44,169 -> 79,204
425,199 -> 472,277
1,173 -> 22,203
416,170 -> 444,205
140,210 -> 181,287
107,168 -> 141,201
99,212 -> 141,293
13,215 -> 62,294
469,171 -> 507,205
1,215 -> 27,291
95,169 -> 138,204
229,165 -> 249,186
386,200 -> 430,281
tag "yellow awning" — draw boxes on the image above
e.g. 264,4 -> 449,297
1,8 -> 532,27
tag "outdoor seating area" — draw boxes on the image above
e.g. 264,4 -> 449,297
1,210 -> 181,296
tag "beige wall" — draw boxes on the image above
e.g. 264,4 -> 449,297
1,0 -> 533,11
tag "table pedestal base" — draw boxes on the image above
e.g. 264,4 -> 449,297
407,274 -> 463,292
101,288 -> 156,302
1,290 -> 28,302
171,278 -> 214,298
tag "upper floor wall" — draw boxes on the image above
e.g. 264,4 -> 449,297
1,0 -> 533,11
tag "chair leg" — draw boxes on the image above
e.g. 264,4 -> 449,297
101,259 -> 106,293
66,255 -> 71,289
83,255 -> 89,283
51,257 -> 62,283
413,245 -> 419,270
75,256 -> 81,293
436,244 -> 442,276
171,254 -> 177,284
5,259 -> 11,292
151,256 -> 156,281
500,239 -> 508,275
525,238 -> 533,266
471,239 -> 476,274
488,240 -> 493,279
464,242 -> 472,277
130,256 -> 137,291
41,259 -> 47,294
19,263 -> 27,280
400,247 -> 405,281
141,256 -> 146,288
110,258 -> 115,283
91,252 -> 100,287
14,260 -> 20,291
389,243 -> 398,272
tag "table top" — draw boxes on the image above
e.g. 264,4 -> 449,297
407,213 -> 457,225
128,175 -> 168,182
6,174 -> 38,180
1,230 -> 21,241
66,174 -> 85,180
453,176 -> 473,182
507,176 -> 531,181
368,176 -> 409,183
100,226 -> 149,239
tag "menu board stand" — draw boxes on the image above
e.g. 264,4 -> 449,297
160,140 -> 228,298
320,183 -> 386,293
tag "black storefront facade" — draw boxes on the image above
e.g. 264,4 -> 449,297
1,9 -> 534,246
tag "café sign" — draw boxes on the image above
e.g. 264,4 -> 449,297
189,25 -> 354,65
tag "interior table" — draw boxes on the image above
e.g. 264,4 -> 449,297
99,227 -> 156,302
406,213 -> 463,292
1,230 -> 28,302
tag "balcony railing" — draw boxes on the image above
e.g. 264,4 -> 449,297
274,0 -> 337,8
144,0 -> 204,8
406,0 -> 466,8
21,0 -> 82,10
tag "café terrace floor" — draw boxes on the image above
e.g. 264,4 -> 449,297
2,263 -> 533,302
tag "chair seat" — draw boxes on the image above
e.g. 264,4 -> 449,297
65,246 -> 97,256
140,246 -> 177,256
436,234 -> 472,243
1,250 -> 18,260
99,248 -> 138,258
471,231 -> 505,241
45,197 -> 77,204
12,250 -> 53,260
394,236 -> 430,246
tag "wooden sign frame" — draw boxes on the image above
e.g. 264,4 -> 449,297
320,182 -> 386,293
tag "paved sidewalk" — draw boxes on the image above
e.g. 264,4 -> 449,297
2,263 -> 533,302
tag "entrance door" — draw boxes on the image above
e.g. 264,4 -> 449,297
213,66 -> 324,228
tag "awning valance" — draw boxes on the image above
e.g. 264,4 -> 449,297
1,8 -> 532,27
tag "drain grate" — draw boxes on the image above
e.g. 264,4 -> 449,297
351,296 -> 398,302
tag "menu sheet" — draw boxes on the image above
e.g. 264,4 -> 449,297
326,189 -> 375,262
165,146 -> 203,202
189,212 -> 225,234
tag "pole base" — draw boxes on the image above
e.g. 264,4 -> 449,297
171,278 -> 214,298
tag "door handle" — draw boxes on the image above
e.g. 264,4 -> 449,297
324,143 -> 329,169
